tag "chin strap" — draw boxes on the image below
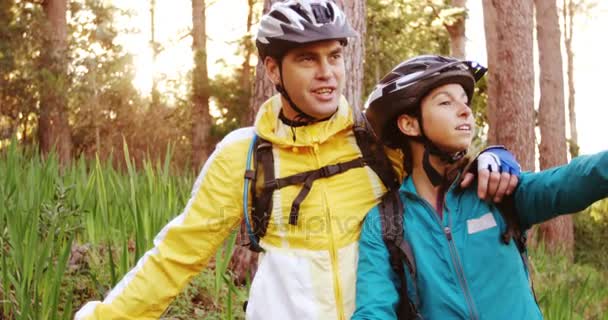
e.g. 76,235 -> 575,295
415,114 -> 466,187
276,63 -> 318,124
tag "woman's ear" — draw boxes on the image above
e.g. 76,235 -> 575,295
264,56 -> 281,85
397,114 -> 421,137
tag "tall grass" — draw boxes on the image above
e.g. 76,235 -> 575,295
531,244 -> 608,319
0,143 -> 211,319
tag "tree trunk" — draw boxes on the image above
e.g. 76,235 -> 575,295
535,0 -> 573,256
482,0 -> 535,171
564,0 -> 578,158
445,0 -> 466,59
249,0 -> 278,120
150,0 -> 161,109
39,0 -> 72,164
239,0 -> 256,126
191,0 -> 212,170
335,0 -> 366,110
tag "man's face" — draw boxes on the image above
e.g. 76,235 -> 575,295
419,83 -> 475,152
265,40 -> 346,119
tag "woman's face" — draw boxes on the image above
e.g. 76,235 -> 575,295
419,83 -> 475,152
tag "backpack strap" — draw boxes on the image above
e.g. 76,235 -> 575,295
352,108 -> 401,192
243,135 -> 264,252
244,136 -> 369,248
379,190 -> 420,319
253,137 -> 275,241
495,195 -> 538,303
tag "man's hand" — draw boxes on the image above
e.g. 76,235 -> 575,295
460,146 -> 521,202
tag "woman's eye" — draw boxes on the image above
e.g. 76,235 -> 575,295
439,100 -> 451,106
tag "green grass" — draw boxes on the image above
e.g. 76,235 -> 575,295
531,244 -> 608,319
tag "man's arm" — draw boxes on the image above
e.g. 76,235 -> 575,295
352,208 -> 401,320
460,146 -> 521,202
75,130 -> 250,319
515,151 -> 608,228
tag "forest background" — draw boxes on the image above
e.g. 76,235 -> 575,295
1,0 -> 608,319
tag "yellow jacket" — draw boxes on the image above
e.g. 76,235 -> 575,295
75,95 -> 402,320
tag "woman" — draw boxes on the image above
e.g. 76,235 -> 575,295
352,55 -> 608,319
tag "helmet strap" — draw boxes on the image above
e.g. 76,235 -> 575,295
416,114 -> 466,186
276,63 -> 319,124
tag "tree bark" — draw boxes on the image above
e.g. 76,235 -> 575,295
39,0 -> 72,164
150,0 -> 160,109
445,0 -> 466,59
239,0 -> 256,126
535,0 -> 573,256
191,0 -> 212,170
249,0 -> 277,119
482,0 -> 535,171
335,0 -> 366,110
564,0 -> 578,158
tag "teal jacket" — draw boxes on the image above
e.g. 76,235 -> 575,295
353,151 -> 608,320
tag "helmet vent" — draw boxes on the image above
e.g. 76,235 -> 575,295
289,4 -> 313,23
311,4 -> 333,24
269,11 -> 290,23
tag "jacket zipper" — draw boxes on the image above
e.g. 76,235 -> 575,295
408,188 -> 479,320
443,189 -> 480,320
312,143 -> 345,320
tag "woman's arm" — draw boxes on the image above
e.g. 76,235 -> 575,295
515,151 -> 608,228
352,208 -> 402,320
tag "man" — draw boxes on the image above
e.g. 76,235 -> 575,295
75,1 -> 518,319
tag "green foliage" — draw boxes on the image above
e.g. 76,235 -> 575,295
531,244 -> 608,319
0,143 -> 78,319
574,199 -> 608,271
209,72 -> 251,139
0,1 -> 44,144
364,0 -> 452,97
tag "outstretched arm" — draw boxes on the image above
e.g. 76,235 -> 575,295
352,208 -> 401,320
515,151 -> 608,228
75,131 -> 250,320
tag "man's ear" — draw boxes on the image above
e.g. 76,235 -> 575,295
264,56 -> 281,85
397,114 -> 421,137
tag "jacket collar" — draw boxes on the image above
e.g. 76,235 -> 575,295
254,94 -> 354,147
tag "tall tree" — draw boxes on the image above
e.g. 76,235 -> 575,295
426,0 -> 467,59
445,0 -> 466,59
482,1 -> 535,170
150,0 -> 161,109
535,0 -> 573,255
39,0 -> 72,164
335,0 -> 366,109
239,0 -> 256,125
563,0 -> 578,158
249,0 -> 277,118
191,0 -> 212,170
